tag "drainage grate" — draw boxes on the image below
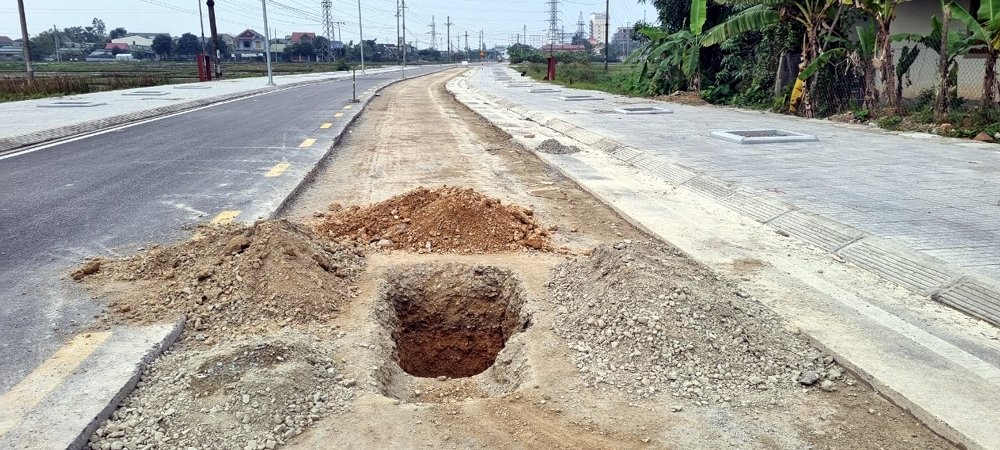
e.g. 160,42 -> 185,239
173,85 -> 212,90
555,95 -> 604,101
710,129 -> 818,144
122,90 -> 169,96
38,101 -> 106,108
528,88 -> 561,93
614,106 -> 672,114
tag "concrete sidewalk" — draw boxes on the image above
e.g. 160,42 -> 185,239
0,65 -> 419,154
450,66 -> 1000,450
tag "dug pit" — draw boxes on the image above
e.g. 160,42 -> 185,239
382,263 -> 530,379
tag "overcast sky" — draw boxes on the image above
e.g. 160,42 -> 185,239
3,0 -> 659,48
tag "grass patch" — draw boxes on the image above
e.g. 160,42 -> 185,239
516,62 -> 643,97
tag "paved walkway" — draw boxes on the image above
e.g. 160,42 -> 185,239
451,66 -> 1000,450
0,65 -> 418,153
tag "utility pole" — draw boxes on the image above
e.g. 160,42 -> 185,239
207,0 -> 222,78
445,16 -> 453,62
464,32 -> 469,60
197,0 -> 207,54
261,0 -> 274,85
396,0 -> 401,61
52,25 -> 60,62
401,0 -> 407,67
428,16 -> 436,49
524,25 -> 527,46
357,0 -> 365,71
603,0 -> 609,71
17,0 -> 33,81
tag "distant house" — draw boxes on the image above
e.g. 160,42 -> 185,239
540,44 -> 587,53
86,50 -> 116,62
105,42 -> 132,52
0,45 -> 23,61
290,32 -> 315,44
234,29 -> 266,61
111,33 -> 168,52
0,36 -> 13,47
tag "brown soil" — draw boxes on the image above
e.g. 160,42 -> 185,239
78,219 -> 365,337
313,185 -> 551,253
654,90 -> 708,106
78,69 -> 957,450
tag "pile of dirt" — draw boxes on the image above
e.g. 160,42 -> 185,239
76,219 -> 365,336
655,90 -> 708,106
313,186 -> 551,253
548,241 -> 849,407
86,333 -> 357,450
535,138 -> 581,154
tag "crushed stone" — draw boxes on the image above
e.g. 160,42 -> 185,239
549,241 -> 848,407
535,138 -> 581,154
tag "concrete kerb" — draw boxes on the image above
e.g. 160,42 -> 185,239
68,317 -> 186,450
446,71 -> 1000,450
0,69 -> 394,155
452,71 -> 1000,329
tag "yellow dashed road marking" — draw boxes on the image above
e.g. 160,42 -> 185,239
264,163 -> 291,178
320,123 -> 332,129
300,138 -> 316,148
0,332 -> 113,437
343,105 -> 352,110
334,112 -> 344,118
210,210 -> 241,225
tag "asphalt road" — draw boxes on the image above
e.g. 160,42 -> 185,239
0,66 -> 445,394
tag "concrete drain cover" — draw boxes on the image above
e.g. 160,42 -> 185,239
529,88 -> 561,93
507,83 -> 535,88
173,85 -> 212,90
711,129 -> 818,144
381,263 -> 529,378
122,90 -> 169,96
614,106 -> 672,114
38,101 -> 105,108
555,95 -> 604,101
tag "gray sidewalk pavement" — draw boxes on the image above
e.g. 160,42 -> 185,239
0,65 -> 420,153
464,66 -> 1000,326
449,66 -> 1000,450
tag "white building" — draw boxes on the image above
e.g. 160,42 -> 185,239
589,13 -> 608,44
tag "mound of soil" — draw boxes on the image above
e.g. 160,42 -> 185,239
536,138 -> 581,154
655,90 -> 708,106
77,219 -> 365,336
549,241 -> 848,407
313,186 -> 551,253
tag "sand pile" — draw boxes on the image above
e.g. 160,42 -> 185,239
75,219 -> 365,336
313,186 -> 551,253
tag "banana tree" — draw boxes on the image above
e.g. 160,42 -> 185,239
897,10 -> 978,117
948,0 -> 1000,107
799,21 -> 880,110
698,0 -> 842,117
845,0 -> 912,114
629,0 -> 707,94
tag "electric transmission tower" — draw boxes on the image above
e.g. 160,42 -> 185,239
445,16 -> 453,61
546,0 -> 560,44
321,0 -> 334,61
427,16 -> 437,49
575,12 -> 584,38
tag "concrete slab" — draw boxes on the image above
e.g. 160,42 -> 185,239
0,320 -> 183,450
711,129 -> 819,144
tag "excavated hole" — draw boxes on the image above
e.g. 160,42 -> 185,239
384,263 -> 529,379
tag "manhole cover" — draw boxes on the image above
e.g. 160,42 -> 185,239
555,95 -> 604,101
529,88 -> 561,93
382,263 -> 529,379
711,129 -> 818,144
174,85 -> 212,90
37,101 -> 105,108
122,90 -> 169,96
507,83 -> 535,88
614,106 -> 672,114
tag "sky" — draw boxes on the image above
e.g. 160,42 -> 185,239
3,0 -> 659,49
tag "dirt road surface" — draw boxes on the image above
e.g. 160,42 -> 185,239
79,69 -> 955,450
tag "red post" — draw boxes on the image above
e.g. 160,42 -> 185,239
197,54 -> 213,81
546,55 -> 556,81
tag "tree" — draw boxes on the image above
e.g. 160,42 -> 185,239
151,34 -> 173,58
91,18 -> 107,41
109,27 -> 128,40
29,30 -> 57,61
176,33 -> 201,55
62,26 -> 87,44
216,39 -> 230,59
849,0 -> 912,114
948,0 -> 1000,109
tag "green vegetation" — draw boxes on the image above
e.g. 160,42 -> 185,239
518,63 -> 639,95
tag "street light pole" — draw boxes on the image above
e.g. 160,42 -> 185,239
16,0 -> 33,81
357,0 -> 365,72
197,0 -> 207,54
261,0 -> 274,85
603,0 -> 610,71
